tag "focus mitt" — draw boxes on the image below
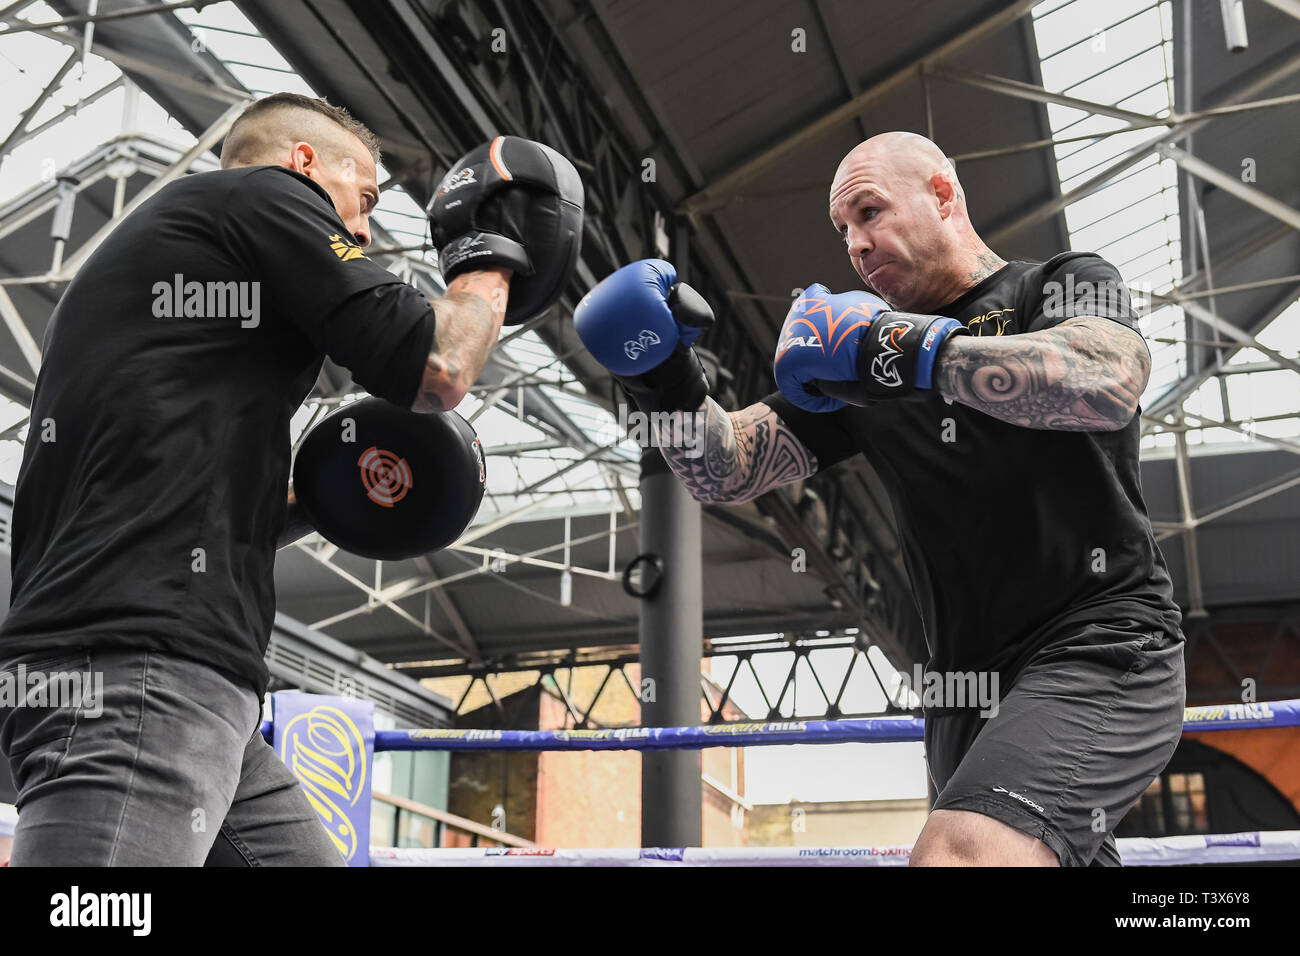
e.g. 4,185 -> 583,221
428,135 -> 584,325
286,398 -> 486,560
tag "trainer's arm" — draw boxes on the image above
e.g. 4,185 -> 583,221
654,397 -> 819,504
934,316 -> 1150,431
412,268 -> 511,413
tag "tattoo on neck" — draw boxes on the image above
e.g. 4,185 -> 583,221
968,251 -> 1005,284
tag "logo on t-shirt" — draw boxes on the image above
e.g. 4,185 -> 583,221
966,307 -> 1014,336
329,233 -> 368,261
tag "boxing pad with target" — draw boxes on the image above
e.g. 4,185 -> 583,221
285,398 -> 486,560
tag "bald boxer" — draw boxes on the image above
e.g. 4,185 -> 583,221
578,131 -> 1185,867
0,93 -> 533,865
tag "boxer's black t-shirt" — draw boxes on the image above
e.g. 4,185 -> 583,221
0,166 -> 436,693
764,252 -> 1182,680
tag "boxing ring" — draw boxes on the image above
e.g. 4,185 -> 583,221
2,697 -> 1297,865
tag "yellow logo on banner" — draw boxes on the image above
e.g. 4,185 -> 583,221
280,706 -> 369,862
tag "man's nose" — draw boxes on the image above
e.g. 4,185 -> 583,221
847,226 -> 871,259
353,225 -> 371,248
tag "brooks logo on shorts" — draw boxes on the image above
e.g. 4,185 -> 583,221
992,785 -> 1045,814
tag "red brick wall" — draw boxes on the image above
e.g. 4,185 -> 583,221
1185,726 -> 1300,816
439,664 -> 752,847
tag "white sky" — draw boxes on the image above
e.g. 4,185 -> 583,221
0,0 -> 1296,809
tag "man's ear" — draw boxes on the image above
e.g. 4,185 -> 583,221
933,172 -> 957,219
288,142 -> 317,176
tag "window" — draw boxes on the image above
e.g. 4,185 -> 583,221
1117,771 -> 1209,837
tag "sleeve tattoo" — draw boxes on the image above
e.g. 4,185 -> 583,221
935,316 -> 1151,431
412,272 -> 501,413
655,398 -> 819,503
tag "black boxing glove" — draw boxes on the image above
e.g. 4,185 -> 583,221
428,136 -> 584,325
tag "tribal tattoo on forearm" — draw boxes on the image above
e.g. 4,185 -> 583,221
413,270 -> 505,413
935,316 -> 1151,431
656,397 -> 819,503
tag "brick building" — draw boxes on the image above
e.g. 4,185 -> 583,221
428,664 -> 750,847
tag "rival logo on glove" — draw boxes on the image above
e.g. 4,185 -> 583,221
869,320 -> 913,389
775,334 -> 825,360
437,166 -> 477,196
623,329 -> 662,362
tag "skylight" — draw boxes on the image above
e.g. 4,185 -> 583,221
1031,0 -> 1299,454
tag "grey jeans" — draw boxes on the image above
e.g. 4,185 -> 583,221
0,646 -> 345,866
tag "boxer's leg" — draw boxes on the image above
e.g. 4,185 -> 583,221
204,729 -> 346,866
1,647 -> 257,865
912,621 -> 1185,866
916,706 -> 1060,865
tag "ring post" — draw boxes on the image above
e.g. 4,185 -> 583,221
271,692 -> 375,867
637,449 -> 704,847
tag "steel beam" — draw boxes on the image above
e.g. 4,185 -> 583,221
1145,411 -> 1300,456
1,0 -> 205,34
986,44 -> 1300,247
931,65 -> 1161,126
1144,281 -> 1300,419
1152,274 -> 1300,303
1172,420 -> 1206,616
53,99 -> 244,279
0,286 -> 42,373
1179,299 -> 1300,377
679,0 -> 1040,216
1160,143 -> 1300,232
24,23 -> 251,106
0,77 -> 126,159
1155,466 -> 1300,541
0,51 -> 79,161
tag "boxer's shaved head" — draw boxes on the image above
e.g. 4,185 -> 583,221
221,93 -> 382,247
222,93 -> 381,168
829,131 -> 1001,313
833,131 -> 960,205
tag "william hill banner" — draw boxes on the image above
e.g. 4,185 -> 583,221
273,692 -> 375,867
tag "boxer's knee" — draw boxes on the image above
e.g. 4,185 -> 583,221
911,808 -> 1060,866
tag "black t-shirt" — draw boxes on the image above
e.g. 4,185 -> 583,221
765,252 -> 1182,678
1,166 -> 436,693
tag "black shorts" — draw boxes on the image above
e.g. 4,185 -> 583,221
924,620 -> 1186,866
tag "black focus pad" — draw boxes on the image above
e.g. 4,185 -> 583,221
292,398 -> 486,560
429,135 -> 585,325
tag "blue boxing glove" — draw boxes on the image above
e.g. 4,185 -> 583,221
575,259 -> 714,413
774,284 -> 968,412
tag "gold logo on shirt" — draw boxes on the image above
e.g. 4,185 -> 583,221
967,307 -> 1014,336
328,234 -> 368,261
